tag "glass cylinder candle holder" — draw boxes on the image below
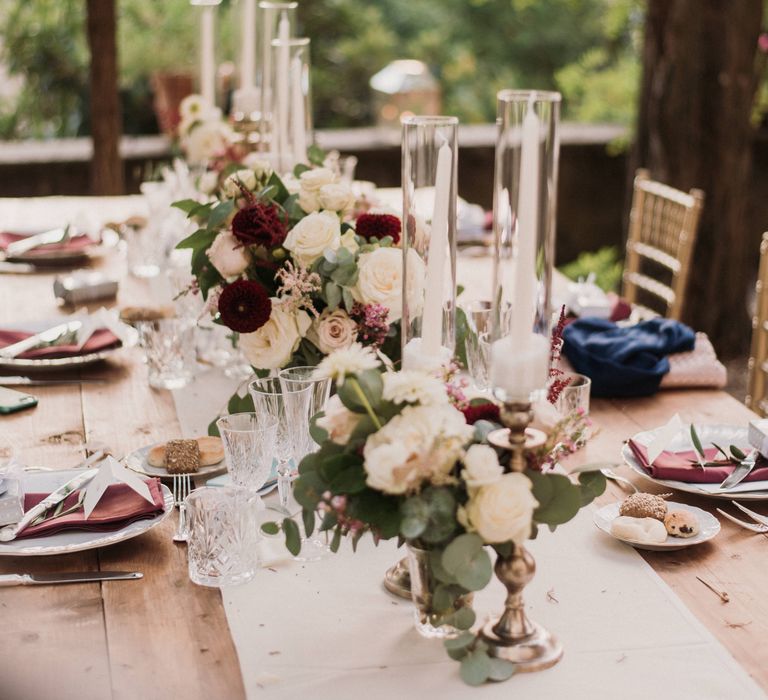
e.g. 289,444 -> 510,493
231,0 -> 261,124
401,115 -> 459,373
489,90 -> 561,403
270,37 -> 312,173
190,0 -> 223,108
258,1 -> 298,154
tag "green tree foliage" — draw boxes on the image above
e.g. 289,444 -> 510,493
0,0 -> 643,138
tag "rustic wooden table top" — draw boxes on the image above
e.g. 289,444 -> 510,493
0,233 -> 765,699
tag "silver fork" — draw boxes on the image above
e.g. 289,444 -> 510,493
716,501 -> 768,534
172,474 -> 192,543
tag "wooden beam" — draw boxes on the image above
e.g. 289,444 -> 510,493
85,0 -> 124,195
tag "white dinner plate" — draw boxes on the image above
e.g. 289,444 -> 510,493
593,501 -> 720,551
125,443 -> 226,479
0,469 -> 172,557
622,424 -> 768,501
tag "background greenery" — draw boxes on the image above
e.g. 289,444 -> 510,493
0,0 -> 642,139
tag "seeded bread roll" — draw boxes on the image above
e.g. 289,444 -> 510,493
664,510 -> 700,538
165,439 -> 200,474
147,436 -> 224,469
619,492 -> 669,521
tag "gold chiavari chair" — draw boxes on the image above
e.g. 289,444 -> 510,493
746,232 -> 768,416
622,169 -> 705,320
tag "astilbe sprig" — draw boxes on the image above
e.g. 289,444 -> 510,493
275,260 -> 322,315
547,304 -> 572,405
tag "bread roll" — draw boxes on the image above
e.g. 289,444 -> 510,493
664,510 -> 699,538
610,516 -> 668,544
146,436 -> 224,469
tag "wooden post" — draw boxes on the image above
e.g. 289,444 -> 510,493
633,0 -> 763,354
85,0 -> 124,195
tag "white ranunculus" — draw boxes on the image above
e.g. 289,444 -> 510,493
298,168 -> 337,213
352,247 -> 425,323
223,169 -> 257,198
198,170 -> 220,195
465,472 -> 538,545
184,120 -> 233,165
239,302 -> 311,370
318,183 -> 355,214
307,308 -> 358,354
242,153 -> 273,179
283,210 -> 341,268
206,230 -> 251,278
339,229 -> 359,254
382,370 -> 448,406
362,404 -> 473,494
461,444 -> 503,489
316,394 -> 361,445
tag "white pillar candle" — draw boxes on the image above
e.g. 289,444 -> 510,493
200,6 -> 216,107
402,338 -> 452,373
240,0 -> 257,89
275,12 -> 291,171
511,97 -> 540,341
490,333 -> 549,401
290,54 -> 307,164
421,140 -> 452,356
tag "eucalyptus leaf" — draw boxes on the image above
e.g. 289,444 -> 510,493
261,521 -> 280,535
342,288 -> 355,311
447,646 -> 471,661
442,534 -> 492,590
730,444 -> 747,461
330,525 -> 342,552
282,518 -> 301,556
528,470 -> 582,526
302,507 -> 315,538
309,412 -> 329,444
690,424 -> 706,460
208,199 -> 236,229
319,511 -> 337,532
459,650 -> 492,686
487,658 -> 516,681
329,466 -> 368,494
325,282 -> 342,309
453,606 -> 476,630
577,469 -> 607,506
444,631 -> 476,650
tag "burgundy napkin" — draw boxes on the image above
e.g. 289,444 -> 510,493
627,439 -> 768,484
0,327 -> 121,360
17,478 -> 165,539
0,231 -> 94,256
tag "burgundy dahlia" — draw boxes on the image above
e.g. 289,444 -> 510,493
231,202 -> 287,248
355,213 -> 401,244
461,402 -> 501,425
218,279 -> 272,333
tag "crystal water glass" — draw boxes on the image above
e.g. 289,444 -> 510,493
556,373 -> 592,416
217,412 -> 279,491
462,300 -> 493,391
278,366 -> 331,454
248,378 -> 312,509
137,318 -> 195,389
186,486 -> 262,587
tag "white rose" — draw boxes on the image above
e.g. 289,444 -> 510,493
283,211 -> 341,268
307,308 -> 358,354
282,173 -> 301,195
318,183 -> 355,214
184,120 -> 233,165
298,168 -> 337,213
206,230 -> 251,278
352,247 -> 425,323
198,170 -> 219,195
363,441 -> 414,495
223,169 -> 257,198
465,473 -> 538,545
461,444 -> 503,489
242,153 -> 273,179
316,394 -> 361,445
239,302 -> 311,370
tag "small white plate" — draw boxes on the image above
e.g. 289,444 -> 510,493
622,424 -> 768,501
0,469 -> 172,557
594,501 -> 720,551
125,443 -> 226,479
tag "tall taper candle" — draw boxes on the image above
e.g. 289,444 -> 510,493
200,5 -> 216,106
421,141 -> 452,356
275,13 -> 291,170
240,0 -> 257,89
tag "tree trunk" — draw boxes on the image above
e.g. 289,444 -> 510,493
85,0 -> 124,195
633,0 -> 763,356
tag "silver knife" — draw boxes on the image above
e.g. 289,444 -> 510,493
718,449 -> 759,490
0,468 -> 99,541
0,571 -> 142,587
0,320 -> 82,359
0,376 -> 107,386
4,227 -> 68,258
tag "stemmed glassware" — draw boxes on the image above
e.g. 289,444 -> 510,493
248,377 -> 312,510
278,365 -> 332,454
216,412 -> 279,491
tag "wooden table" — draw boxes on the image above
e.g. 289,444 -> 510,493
1,207 -> 766,699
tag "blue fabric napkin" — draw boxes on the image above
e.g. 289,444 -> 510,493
562,318 -> 696,397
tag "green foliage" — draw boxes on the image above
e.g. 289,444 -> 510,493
444,633 -> 516,685
399,487 -> 459,544
559,246 -> 624,292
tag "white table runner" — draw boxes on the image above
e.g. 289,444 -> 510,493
175,372 -> 766,700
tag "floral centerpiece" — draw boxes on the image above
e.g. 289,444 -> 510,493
173,150 -> 421,383
264,344 -> 605,686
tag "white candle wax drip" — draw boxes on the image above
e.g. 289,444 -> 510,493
421,140 -> 452,357
290,54 -> 307,164
200,6 -> 216,106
